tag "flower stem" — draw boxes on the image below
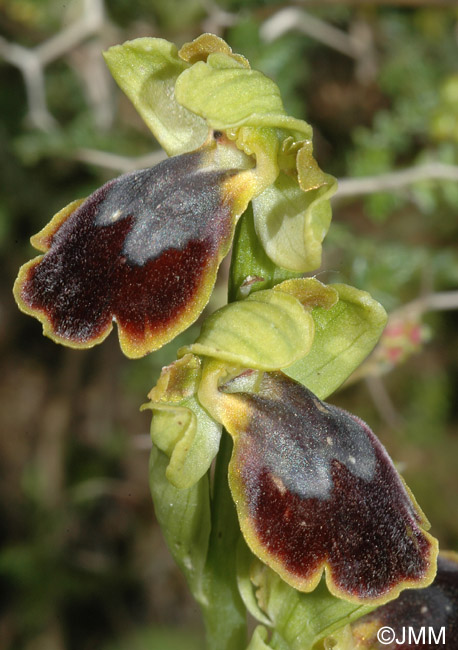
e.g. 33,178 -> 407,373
202,429 -> 247,650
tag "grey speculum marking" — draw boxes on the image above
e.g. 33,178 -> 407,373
242,377 -> 377,501
94,151 -> 235,266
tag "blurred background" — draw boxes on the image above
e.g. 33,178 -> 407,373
1,1 -> 458,649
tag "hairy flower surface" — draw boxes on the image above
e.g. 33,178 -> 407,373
14,140 -> 253,357
198,368 -> 438,605
333,553 -> 458,648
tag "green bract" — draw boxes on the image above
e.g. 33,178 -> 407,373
149,447 -> 211,604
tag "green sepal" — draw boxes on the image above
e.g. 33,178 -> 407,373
149,447 -> 211,604
238,544 -> 375,650
143,354 -> 222,489
103,38 -> 207,155
285,283 -> 387,399
229,205 -> 302,302
252,171 -> 337,272
181,289 -> 315,371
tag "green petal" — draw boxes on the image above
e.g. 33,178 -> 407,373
252,171 -> 337,272
181,289 -> 315,371
174,53 -> 285,130
103,38 -> 207,155
143,355 -> 222,489
285,284 -> 387,399
175,52 -> 313,139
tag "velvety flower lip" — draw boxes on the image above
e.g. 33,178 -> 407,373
200,369 -> 438,605
14,143 -> 254,358
346,553 -> 458,649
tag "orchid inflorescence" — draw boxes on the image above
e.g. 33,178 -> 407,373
14,34 -> 453,650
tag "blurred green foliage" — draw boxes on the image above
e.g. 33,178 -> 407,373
1,1 -> 458,649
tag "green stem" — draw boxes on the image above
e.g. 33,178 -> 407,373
200,206 -> 301,649
201,430 -> 247,650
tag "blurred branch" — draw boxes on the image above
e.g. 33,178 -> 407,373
201,0 -> 239,34
0,0 -> 105,131
34,0 -> 104,66
299,0 -> 458,5
335,162 -> 458,199
261,7 -> 364,58
394,291 -> 458,316
260,7 -> 377,82
0,37 -> 56,131
365,375 -> 404,429
73,148 -> 167,173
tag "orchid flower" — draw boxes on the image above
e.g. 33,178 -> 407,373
13,34 -> 335,358
13,33 -> 441,650
146,279 -> 437,612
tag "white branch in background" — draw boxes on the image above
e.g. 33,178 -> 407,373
0,0 -> 105,131
260,7 -> 377,82
201,0 -> 239,34
335,162 -> 458,199
73,148 -> 167,173
392,291 -> 458,319
0,36 -> 56,131
261,7 -> 360,58
35,0 -> 104,66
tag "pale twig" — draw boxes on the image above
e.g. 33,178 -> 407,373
391,291 -> 458,318
0,37 -> 56,130
201,0 -> 239,34
70,39 -> 114,131
35,0 -> 105,66
0,0 -> 105,131
261,7 -> 361,59
335,162 -> 458,199
365,375 -> 404,429
73,148 -> 167,173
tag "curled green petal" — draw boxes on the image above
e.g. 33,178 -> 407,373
179,33 -> 250,68
274,277 -> 338,310
143,355 -> 221,489
229,205 -> 302,302
104,38 -> 207,155
252,171 -> 337,272
285,283 -> 387,399
174,53 -> 285,131
181,289 -> 315,371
